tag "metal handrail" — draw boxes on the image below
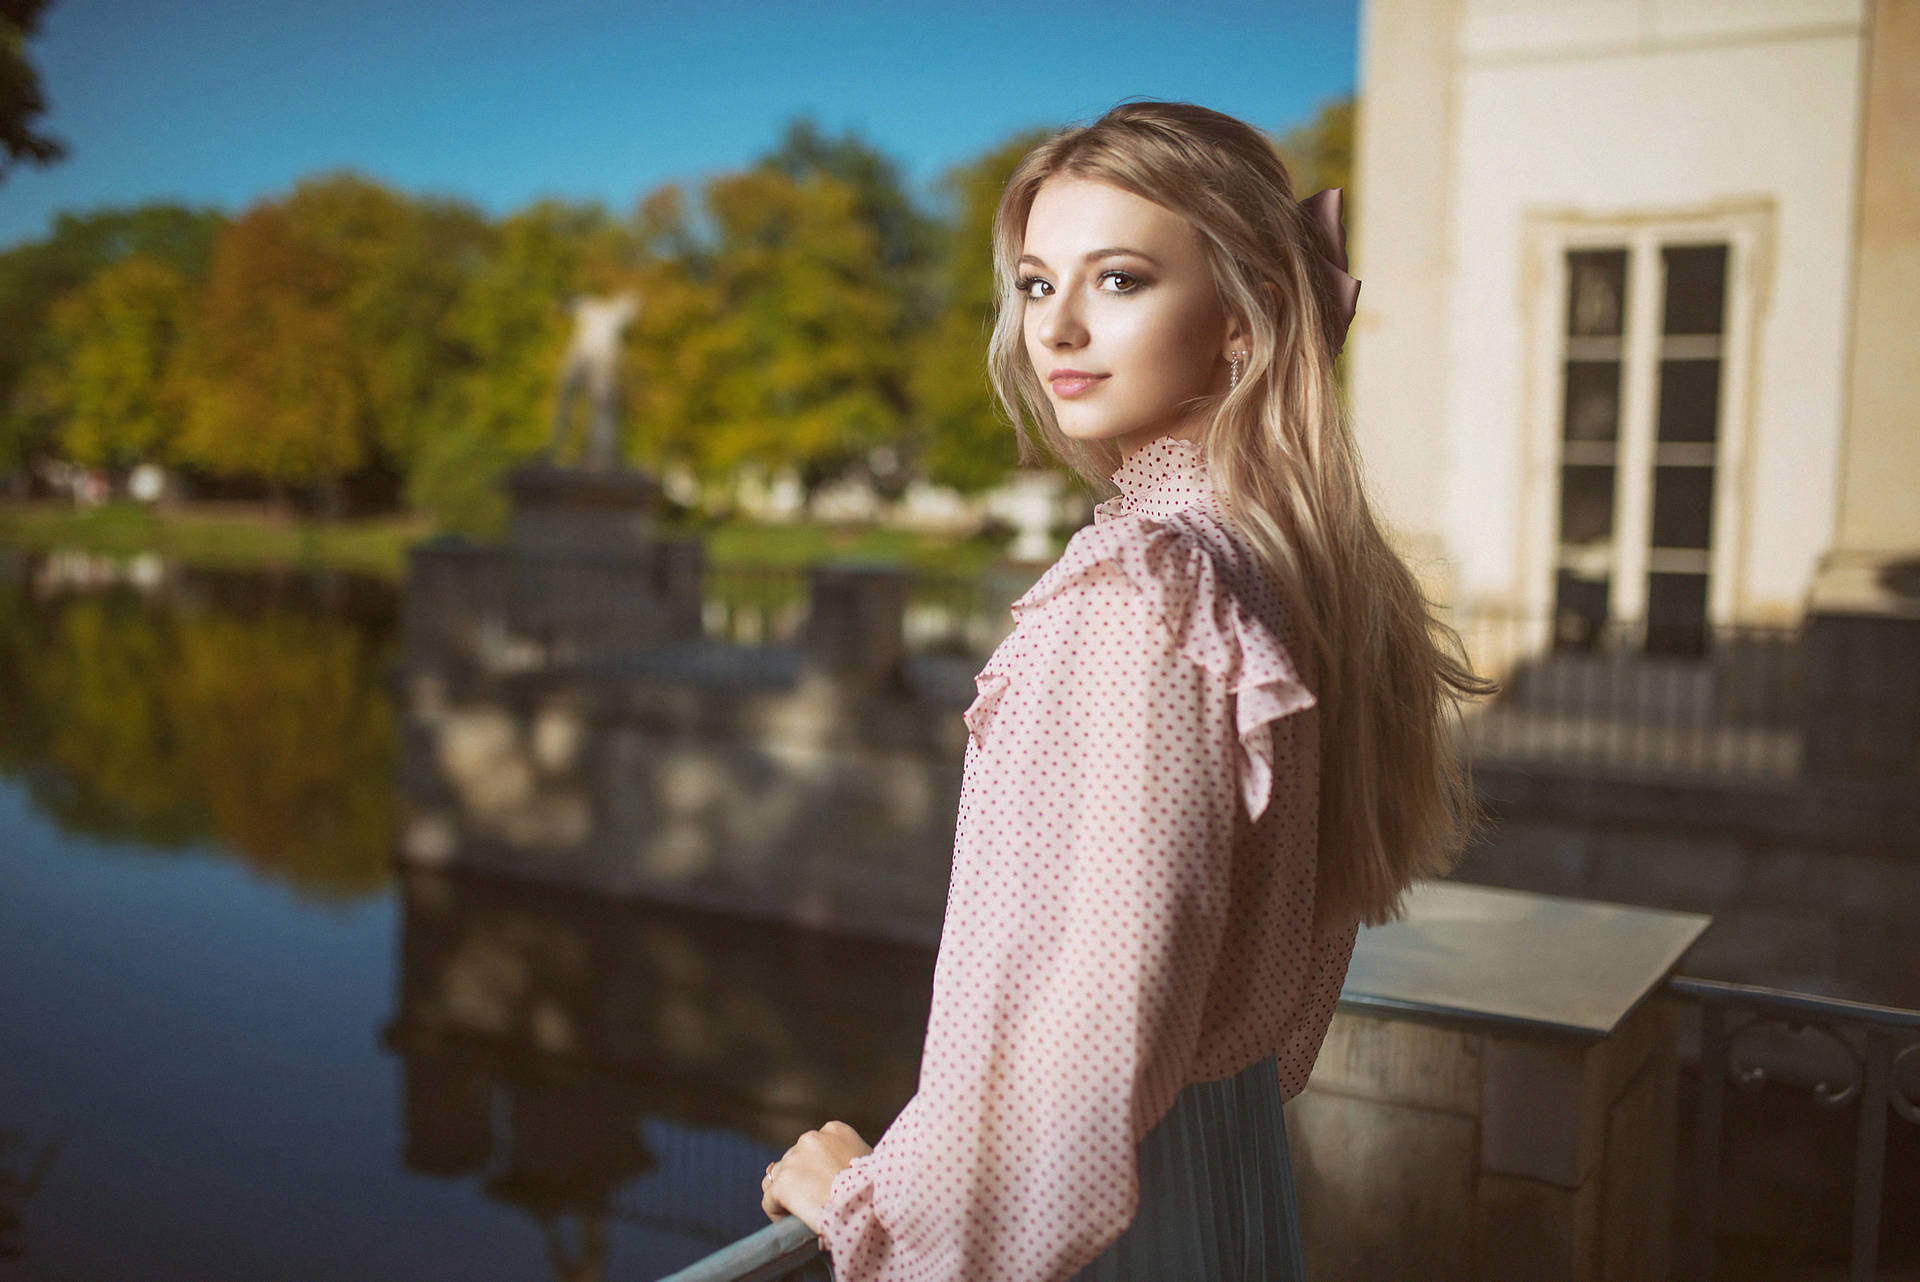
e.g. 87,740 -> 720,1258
655,1215 -> 822,1282
660,974 -> 1918,1282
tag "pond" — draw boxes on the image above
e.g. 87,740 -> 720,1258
0,552 -> 931,1281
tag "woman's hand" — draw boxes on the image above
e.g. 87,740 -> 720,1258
760,1120 -> 873,1233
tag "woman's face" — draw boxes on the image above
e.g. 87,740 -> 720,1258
1018,176 -> 1236,458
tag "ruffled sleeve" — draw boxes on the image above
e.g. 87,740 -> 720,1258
974,516 -> 1315,822
814,517 -> 1318,1281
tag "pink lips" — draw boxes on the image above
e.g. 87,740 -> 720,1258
1049,369 -> 1107,398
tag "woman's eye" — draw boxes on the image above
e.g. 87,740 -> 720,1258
1015,272 -> 1139,298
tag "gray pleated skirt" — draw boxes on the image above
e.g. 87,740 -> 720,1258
1069,1052 -> 1307,1282
812,1052 -> 1305,1282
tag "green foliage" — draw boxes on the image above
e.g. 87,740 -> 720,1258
171,173 -> 498,500
411,198 -> 635,532
0,102 -> 1359,520
282,175 -> 494,478
173,198 -> 368,488
0,204 -> 223,470
909,132 -> 1050,493
0,0 -> 64,183
700,167 -> 903,486
25,253 -> 190,467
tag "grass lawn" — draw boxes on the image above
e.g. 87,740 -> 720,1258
695,518 -> 1016,580
0,500 -> 1024,581
0,501 -> 430,577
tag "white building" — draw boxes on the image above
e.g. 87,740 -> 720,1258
1349,0 -> 1918,646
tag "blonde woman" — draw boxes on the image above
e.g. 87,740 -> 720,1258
760,100 -> 1491,1281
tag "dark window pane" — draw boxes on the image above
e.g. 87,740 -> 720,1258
1647,572 -> 1709,657
1554,570 -> 1609,651
1657,358 -> 1722,444
1567,249 -> 1628,337
1563,360 -> 1623,442
1662,244 -> 1728,336
1558,465 -> 1616,547
1651,466 -> 1715,549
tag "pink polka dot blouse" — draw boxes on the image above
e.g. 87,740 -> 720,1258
815,434 -> 1361,1281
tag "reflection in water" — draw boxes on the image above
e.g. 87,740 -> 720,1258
0,553 -> 936,1277
387,866 -> 934,1273
0,558 -> 398,899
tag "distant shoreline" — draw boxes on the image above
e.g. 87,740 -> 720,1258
0,500 -> 427,578
0,499 -> 1020,582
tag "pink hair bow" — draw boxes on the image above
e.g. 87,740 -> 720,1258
1298,187 -> 1361,356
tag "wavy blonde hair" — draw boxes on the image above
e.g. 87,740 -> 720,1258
987,100 -> 1495,928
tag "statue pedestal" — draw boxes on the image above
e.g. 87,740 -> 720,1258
503,465 -> 703,662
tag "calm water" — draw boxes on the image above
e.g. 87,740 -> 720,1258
0,556 -> 931,1281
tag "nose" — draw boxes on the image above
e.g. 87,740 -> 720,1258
1035,286 -> 1087,350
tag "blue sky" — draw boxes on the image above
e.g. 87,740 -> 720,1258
1,0 -> 1360,250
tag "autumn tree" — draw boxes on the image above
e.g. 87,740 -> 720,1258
172,173 -> 492,509
173,199 -> 367,496
686,166 -> 905,508
279,175 -> 492,488
909,132 -> 1049,493
754,121 -> 940,497
25,253 -> 191,469
0,204 -> 221,476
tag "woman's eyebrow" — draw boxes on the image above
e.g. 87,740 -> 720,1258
1017,247 -> 1163,271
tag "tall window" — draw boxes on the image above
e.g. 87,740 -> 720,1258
1552,241 -> 1729,656
1648,244 -> 1727,655
1554,248 -> 1627,649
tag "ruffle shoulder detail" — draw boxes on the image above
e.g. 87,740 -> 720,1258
970,514 -> 1317,823
962,664 -> 1012,749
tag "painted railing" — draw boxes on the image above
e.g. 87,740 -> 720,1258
654,1214 -> 825,1282
658,974 -> 1920,1282
1666,975 -> 1920,1282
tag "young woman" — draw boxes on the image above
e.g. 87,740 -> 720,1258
759,100 -> 1489,1281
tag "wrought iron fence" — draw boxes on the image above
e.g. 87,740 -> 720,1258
1452,610 -> 1805,780
1664,975 -> 1920,1282
700,563 -> 1026,658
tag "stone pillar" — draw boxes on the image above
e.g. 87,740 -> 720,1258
801,563 -> 911,696
1289,998 -> 1678,1282
1286,882 -> 1710,1282
502,464 -> 703,661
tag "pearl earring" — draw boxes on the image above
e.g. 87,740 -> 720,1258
1229,350 -> 1246,391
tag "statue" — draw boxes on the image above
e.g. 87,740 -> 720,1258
548,291 -> 640,472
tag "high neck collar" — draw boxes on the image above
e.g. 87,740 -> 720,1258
1094,434 -> 1221,524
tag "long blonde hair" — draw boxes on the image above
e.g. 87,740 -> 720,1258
987,100 -> 1495,928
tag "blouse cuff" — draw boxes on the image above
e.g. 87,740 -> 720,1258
816,1151 -> 882,1266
